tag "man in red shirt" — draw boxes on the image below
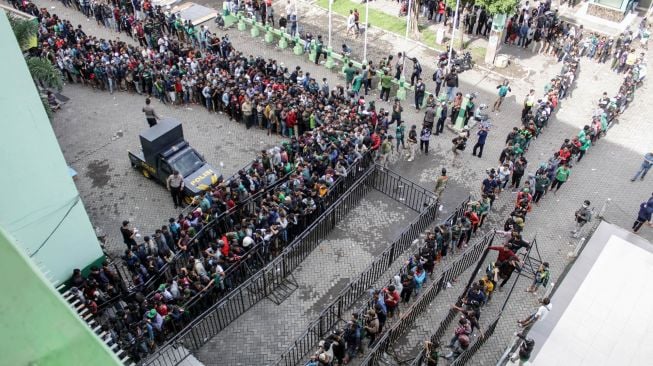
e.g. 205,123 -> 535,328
383,285 -> 400,318
488,244 -> 515,266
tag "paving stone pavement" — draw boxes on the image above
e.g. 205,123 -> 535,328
194,190 -> 417,366
36,1 -> 653,364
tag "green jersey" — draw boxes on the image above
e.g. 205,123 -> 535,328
344,67 -> 356,83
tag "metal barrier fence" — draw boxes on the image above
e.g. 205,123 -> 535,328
450,313 -> 501,366
360,232 -> 496,366
132,152 -> 374,300
274,183 -> 446,366
371,168 -> 438,212
143,160 -> 376,366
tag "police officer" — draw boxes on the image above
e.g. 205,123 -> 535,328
166,170 -> 184,208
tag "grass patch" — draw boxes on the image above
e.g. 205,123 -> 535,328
315,0 -> 486,61
316,0 -> 406,34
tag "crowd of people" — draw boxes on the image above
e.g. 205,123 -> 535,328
306,12 -> 650,363
17,0 -> 650,362
25,0 -> 425,361
502,2 -> 650,71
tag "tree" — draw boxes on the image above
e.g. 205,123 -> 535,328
407,0 -> 421,40
444,0 -> 518,50
8,16 -> 63,119
474,0 -> 518,16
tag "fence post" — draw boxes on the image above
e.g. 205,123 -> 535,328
388,241 -> 397,264
337,297 -> 342,319
262,269 -> 269,296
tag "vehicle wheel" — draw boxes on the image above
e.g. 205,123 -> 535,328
183,195 -> 193,205
142,169 -> 152,179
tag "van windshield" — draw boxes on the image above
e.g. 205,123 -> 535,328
171,149 -> 204,177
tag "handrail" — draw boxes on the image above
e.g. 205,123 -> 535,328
142,154 -> 376,365
275,193 -> 471,366
359,232 -> 496,365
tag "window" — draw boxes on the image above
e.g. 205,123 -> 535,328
171,150 -> 204,177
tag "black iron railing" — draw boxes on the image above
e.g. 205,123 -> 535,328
359,232 -> 496,366
275,190 -> 471,366
143,158 -> 376,366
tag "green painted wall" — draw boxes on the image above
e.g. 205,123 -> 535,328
0,11 -> 104,283
0,226 -> 122,366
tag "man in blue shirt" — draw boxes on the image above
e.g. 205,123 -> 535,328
631,152 -> 653,182
482,172 -> 499,206
633,199 -> 653,233
472,127 -> 489,158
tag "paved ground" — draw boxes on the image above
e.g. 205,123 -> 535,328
39,0 -> 653,364
194,190 -> 417,365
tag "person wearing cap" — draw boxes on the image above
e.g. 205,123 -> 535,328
572,200 -> 592,237
145,308 -> 164,331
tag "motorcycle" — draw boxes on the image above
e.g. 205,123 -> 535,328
451,52 -> 473,73
473,103 -> 492,129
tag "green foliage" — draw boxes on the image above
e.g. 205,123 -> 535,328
475,0 -> 519,15
8,16 -> 38,51
444,0 -> 518,15
25,57 -> 63,91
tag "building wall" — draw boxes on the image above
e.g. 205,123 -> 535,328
0,11 -> 104,283
0,226 -> 121,366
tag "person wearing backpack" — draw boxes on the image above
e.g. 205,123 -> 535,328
526,262 -> 550,294
433,64 -> 444,97
572,200 -> 592,237
493,80 -> 512,112
410,57 -> 423,86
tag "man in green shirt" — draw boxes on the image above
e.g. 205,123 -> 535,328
434,168 -> 448,199
551,163 -> 571,193
379,70 -> 393,102
352,70 -> 364,96
343,62 -> 356,89
378,136 -> 394,168
493,80 -> 511,112
395,120 -> 405,150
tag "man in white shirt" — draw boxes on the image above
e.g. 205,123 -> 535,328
518,297 -> 552,327
166,170 -> 185,208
